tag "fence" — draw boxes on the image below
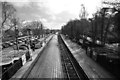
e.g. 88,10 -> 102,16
1,51 -> 32,80
1,58 -> 22,80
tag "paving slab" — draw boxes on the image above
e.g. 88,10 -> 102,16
10,35 -> 53,79
27,35 -> 63,78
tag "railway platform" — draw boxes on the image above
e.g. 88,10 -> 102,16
11,35 -> 64,79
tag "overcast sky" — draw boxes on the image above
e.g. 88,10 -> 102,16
1,0 -> 103,29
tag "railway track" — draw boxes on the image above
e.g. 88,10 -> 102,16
58,34 -> 89,80
60,43 -> 81,79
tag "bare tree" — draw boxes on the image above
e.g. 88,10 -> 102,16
1,2 -> 16,40
1,2 -> 16,29
102,0 -> 120,8
24,20 -> 44,38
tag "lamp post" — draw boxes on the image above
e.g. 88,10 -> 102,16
89,18 -> 94,43
12,18 -> 19,51
15,27 -> 19,50
27,28 -> 32,61
27,28 -> 31,47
